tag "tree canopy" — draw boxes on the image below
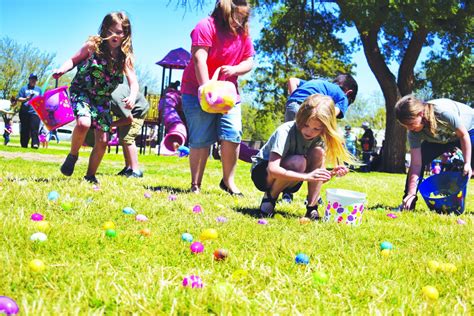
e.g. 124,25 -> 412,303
248,0 -> 472,172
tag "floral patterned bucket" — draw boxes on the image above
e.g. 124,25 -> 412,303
324,189 -> 366,225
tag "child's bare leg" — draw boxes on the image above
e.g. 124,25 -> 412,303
121,140 -> 131,168
70,116 -> 91,156
189,147 -> 210,193
268,155 -> 307,198
122,142 -> 139,171
86,129 -> 108,176
306,147 -> 325,206
220,140 -> 241,193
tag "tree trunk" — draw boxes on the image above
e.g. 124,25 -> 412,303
356,26 -> 407,173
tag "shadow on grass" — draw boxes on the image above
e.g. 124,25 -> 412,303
369,203 -> 401,211
5,176 -> 68,183
144,185 -> 189,194
233,206 -> 300,219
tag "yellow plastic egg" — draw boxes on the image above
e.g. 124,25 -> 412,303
29,259 -> 46,272
34,220 -> 51,232
200,228 -> 218,241
422,285 -> 439,300
439,263 -> 457,273
102,221 -> 115,230
381,249 -> 391,257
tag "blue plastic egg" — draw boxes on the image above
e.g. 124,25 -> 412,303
295,253 -> 310,265
47,191 -> 59,201
181,233 -> 193,242
122,207 -> 136,215
380,241 -> 393,250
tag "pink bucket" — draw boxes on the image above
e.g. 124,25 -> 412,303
30,85 -> 75,131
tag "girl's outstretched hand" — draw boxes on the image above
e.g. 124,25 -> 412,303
122,96 -> 135,109
331,165 -> 349,177
306,168 -> 332,183
52,69 -> 64,79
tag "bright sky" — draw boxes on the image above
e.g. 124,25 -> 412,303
0,0 -> 432,99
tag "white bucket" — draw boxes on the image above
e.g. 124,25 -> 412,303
324,189 -> 367,225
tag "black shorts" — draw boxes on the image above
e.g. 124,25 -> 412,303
251,160 -> 303,193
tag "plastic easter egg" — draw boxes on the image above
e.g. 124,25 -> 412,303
439,263 -> 457,273
102,221 -> 115,230
30,213 -> 44,221
168,194 -> 177,201
122,207 -> 136,215
386,213 -> 397,219
380,241 -> 393,251
61,202 -> 73,212
274,214 -> 284,220
200,228 -> 218,241
427,260 -> 440,272
139,228 -> 151,236
34,220 -> 50,232
92,185 -> 100,191
47,191 -> 59,201
216,216 -> 228,223
313,271 -> 329,285
135,214 -> 148,222
381,249 -> 391,257
456,219 -> 466,225
299,217 -> 311,225
295,253 -> 310,265
105,229 -> 117,238
30,232 -> 47,242
144,191 -> 152,199
258,219 -> 268,225
28,259 -> 46,272
422,285 -> 439,300
213,248 -> 229,261
0,296 -> 19,315
182,275 -> 204,288
231,269 -> 248,281
190,242 -> 204,254
192,204 -> 202,213
181,233 -> 193,242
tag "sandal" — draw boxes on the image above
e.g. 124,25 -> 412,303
259,192 -> 277,218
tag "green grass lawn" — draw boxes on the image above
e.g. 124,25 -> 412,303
0,138 -> 472,314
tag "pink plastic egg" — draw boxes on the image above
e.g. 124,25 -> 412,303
190,242 -> 204,254
30,213 -> 44,221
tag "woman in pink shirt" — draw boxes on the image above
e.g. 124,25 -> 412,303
181,0 -> 254,194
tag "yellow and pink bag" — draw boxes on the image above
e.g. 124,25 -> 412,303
198,67 -> 237,114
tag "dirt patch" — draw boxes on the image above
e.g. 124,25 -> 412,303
0,151 -> 65,163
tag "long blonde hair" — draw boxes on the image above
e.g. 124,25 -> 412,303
87,11 -> 134,73
395,95 -> 437,135
211,0 -> 250,36
296,95 -> 357,166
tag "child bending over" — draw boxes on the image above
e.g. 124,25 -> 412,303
251,94 -> 356,219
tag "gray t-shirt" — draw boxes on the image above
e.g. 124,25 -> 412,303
408,99 -> 474,148
252,121 -> 323,168
110,83 -> 150,119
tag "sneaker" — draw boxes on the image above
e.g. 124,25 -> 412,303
304,204 -> 321,221
259,192 -> 276,218
282,192 -> 293,203
60,154 -> 78,176
127,170 -> 143,178
84,175 -> 99,184
32,144 -> 39,149
117,167 -> 132,176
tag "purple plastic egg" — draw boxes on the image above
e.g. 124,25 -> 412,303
135,214 -> 148,222
216,216 -> 228,223
168,194 -> 177,201
192,204 -> 202,213
144,192 -> 152,199
30,213 -> 44,221
258,219 -> 268,225
387,213 -> 397,219
0,296 -> 19,315
190,242 -> 204,254
456,219 -> 466,225
182,275 -> 204,288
